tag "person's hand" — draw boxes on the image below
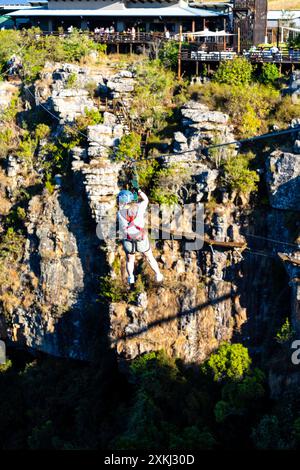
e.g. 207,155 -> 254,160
131,176 -> 139,190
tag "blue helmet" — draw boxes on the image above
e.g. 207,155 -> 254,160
118,190 -> 134,204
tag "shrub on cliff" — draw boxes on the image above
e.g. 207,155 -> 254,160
213,57 -> 253,86
0,227 -> 25,262
75,107 -> 103,130
60,29 -> 106,62
251,415 -> 285,449
275,317 -> 295,344
196,81 -> 280,137
223,152 -> 259,196
0,30 -> 22,76
131,60 -> 177,133
0,28 -> 106,83
272,95 -> 300,129
115,132 -> 141,162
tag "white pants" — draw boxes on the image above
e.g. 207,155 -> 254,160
126,249 -> 161,278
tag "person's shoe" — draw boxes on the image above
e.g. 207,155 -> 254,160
128,275 -> 135,285
155,272 -> 164,283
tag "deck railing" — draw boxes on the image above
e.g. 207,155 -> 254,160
28,31 -> 300,64
181,48 -> 300,64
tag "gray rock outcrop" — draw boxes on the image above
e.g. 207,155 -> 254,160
266,151 -> 300,211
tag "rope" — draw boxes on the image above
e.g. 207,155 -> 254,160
242,232 -> 300,249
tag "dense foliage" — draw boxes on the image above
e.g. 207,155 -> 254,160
0,28 -> 299,452
115,132 -> 141,162
0,28 -> 106,83
131,60 -> 177,133
223,152 -> 259,196
260,62 -> 281,85
213,57 -> 254,86
1,343 -> 299,450
191,81 -> 281,137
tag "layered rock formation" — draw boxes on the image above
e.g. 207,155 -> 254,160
108,101 -> 246,363
266,151 -> 300,211
0,61 -> 299,378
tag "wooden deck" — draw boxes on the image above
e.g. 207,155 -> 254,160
181,49 -> 300,64
93,31 -> 166,44
40,31 -> 300,65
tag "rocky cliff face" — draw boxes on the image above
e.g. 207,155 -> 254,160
0,61 -> 299,379
0,179 -> 103,359
108,100 -> 246,363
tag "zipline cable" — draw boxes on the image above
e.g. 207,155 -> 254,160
24,86 -> 300,159
242,232 -> 300,249
21,86 -> 300,254
1,42 -> 298,264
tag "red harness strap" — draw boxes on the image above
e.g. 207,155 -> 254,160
125,214 -> 144,240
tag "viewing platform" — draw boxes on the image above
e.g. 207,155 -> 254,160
180,49 -> 300,64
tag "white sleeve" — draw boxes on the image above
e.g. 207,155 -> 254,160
138,191 -> 148,212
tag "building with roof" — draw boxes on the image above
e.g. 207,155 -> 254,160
0,0 -> 46,28
7,0 -> 227,33
267,10 -> 300,44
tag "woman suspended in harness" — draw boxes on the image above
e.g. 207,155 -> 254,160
117,189 -> 164,285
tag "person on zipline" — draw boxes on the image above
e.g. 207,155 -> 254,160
117,189 -> 164,285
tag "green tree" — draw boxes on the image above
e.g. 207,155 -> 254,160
131,60 -> 177,133
28,420 -> 57,449
158,40 -> 181,69
260,63 -> 280,85
207,342 -> 252,382
115,132 -> 141,162
214,400 -> 233,423
213,57 -> 253,86
252,415 -> 285,449
214,369 -> 265,422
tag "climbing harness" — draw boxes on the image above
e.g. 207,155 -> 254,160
119,205 -> 145,242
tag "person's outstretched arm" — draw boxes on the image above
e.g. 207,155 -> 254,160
138,189 -> 149,205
